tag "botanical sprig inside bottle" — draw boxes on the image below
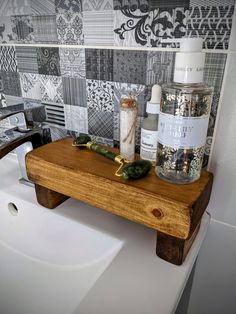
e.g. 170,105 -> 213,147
120,93 -> 138,161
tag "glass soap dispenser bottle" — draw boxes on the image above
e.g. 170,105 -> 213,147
140,84 -> 161,165
156,38 -> 213,184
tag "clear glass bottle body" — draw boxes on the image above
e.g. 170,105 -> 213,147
156,83 -> 213,184
140,113 -> 159,165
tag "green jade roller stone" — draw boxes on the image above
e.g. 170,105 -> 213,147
73,135 -> 152,180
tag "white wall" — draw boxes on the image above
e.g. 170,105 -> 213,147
186,8 -> 236,314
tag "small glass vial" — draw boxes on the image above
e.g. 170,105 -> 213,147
120,94 -> 138,161
140,84 -> 161,165
156,38 -> 213,184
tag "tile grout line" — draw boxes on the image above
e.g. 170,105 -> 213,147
0,43 -> 235,54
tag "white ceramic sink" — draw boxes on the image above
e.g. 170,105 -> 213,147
0,154 -> 210,314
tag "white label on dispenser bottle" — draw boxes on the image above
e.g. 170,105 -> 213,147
158,112 -> 209,149
140,129 -> 158,161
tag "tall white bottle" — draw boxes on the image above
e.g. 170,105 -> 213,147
156,38 -> 213,184
140,84 -> 161,165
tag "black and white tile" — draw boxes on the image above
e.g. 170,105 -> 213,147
20,73 -> 42,100
83,0 -> 113,11
83,10 -> 114,45
44,102 -> 65,127
0,46 -> 17,72
55,0 -> 82,13
187,5 -> 235,49
0,16 -> 15,43
64,105 -> 88,133
89,135 -> 114,147
15,46 -> 39,74
37,47 -> 61,76
59,48 -> 86,78
1,71 -> 22,96
113,50 -> 147,85
62,77 -> 87,107
86,79 -> 114,112
0,0 -> 31,16
85,48 -> 113,81
40,75 -> 63,103
31,0 -> 56,15
56,12 -> 84,45
204,53 -> 227,92
88,108 -> 113,139
11,15 -> 34,43
33,15 -> 58,43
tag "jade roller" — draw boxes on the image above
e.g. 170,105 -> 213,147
72,135 -> 152,180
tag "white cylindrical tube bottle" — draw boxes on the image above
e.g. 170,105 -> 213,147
120,94 -> 138,161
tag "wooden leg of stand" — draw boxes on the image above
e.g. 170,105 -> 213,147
35,184 -> 69,209
156,221 -> 201,265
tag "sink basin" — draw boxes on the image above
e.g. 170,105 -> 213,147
0,154 -> 210,314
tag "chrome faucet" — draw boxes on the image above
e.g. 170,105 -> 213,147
0,110 -> 50,185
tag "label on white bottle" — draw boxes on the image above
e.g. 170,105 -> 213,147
158,112 -> 209,149
140,129 -> 158,161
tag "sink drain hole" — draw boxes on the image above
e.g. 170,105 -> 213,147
8,203 -> 18,216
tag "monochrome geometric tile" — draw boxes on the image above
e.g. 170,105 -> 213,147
37,47 -> 61,76
89,135 -> 114,147
113,82 -> 147,116
33,15 -> 58,43
85,49 -> 113,81
20,73 -> 42,100
40,75 -> 63,103
86,79 -> 114,112
190,0 -> 235,5
0,16 -> 15,43
64,105 -> 88,133
43,102 -> 65,127
0,0 -> 31,16
4,95 -> 23,106
204,53 -> 227,92
62,77 -> 87,107
208,92 -> 221,136
113,0 -> 149,11
31,0 -> 56,15
0,93 -> 6,107
113,50 -> 147,85
83,0 -> 113,11
83,10 -> 114,46
0,46 -> 17,72
1,71 -> 22,96
59,48 -> 86,78
148,0 -> 190,9
56,12 -> 84,45
55,0 -> 82,13
146,51 -> 175,85
11,15 -> 34,43
114,7 -> 188,47
15,46 -> 39,74
88,108 -> 113,139
187,6 -> 235,49
113,111 -> 119,141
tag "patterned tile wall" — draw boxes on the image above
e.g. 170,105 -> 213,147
0,0 -> 235,162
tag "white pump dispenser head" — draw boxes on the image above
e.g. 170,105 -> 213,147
146,84 -> 161,114
162,38 -> 205,84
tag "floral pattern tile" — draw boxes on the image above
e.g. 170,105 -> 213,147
113,50 -> 147,85
86,79 -> 114,112
33,15 -> 58,43
11,15 -> 34,43
83,10 -> 114,46
83,0 -> 113,11
113,0 -> 149,11
0,46 -> 17,72
1,71 -> 21,97
59,48 -> 85,78
64,105 -> 88,133
56,12 -> 84,45
88,108 -> 113,139
37,47 -> 61,76
62,77 -> 87,107
113,82 -> 147,116
55,0 -> 82,13
0,16 -> 15,43
20,73 -> 42,100
114,7 -> 189,47
85,48 -> 113,81
40,75 -> 63,103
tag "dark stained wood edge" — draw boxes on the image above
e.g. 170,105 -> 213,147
35,184 -> 68,209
